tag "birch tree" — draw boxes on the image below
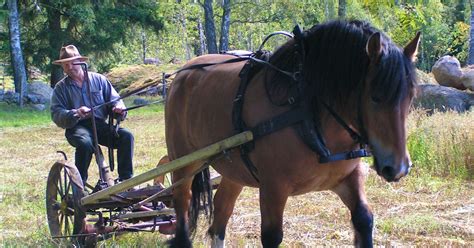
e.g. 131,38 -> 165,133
219,0 -> 231,52
7,0 -> 27,107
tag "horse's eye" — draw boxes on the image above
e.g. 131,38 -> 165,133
371,95 -> 382,103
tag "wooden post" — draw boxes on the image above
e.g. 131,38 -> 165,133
81,131 -> 253,205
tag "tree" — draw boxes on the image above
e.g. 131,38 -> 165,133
20,0 -> 164,87
338,0 -> 346,18
219,0 -> 231,52
468,2 -> 474,64
7,0 -> 27,107
202,0 -> 218,54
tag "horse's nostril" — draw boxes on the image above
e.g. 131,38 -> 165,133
381,166 -> 395,181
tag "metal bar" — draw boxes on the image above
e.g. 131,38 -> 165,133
81,131 -> 253,205
131,163 -> 207,210
117,209 -> 175,220
76,62 -> 114,187
125,220 -> 174,229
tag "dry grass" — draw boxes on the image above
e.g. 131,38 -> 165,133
0,105 -> 472,247
106,64 -> 181,95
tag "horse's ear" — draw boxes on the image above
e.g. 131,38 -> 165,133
366,32 -> 382,62
404,31 -> 421,62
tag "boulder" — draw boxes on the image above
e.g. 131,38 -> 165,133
413,84 -> 473,113
26,81 -> 53,104
144,58 -> 161,65
431,55 -> 466,90
31,104 -> 46,111
133,98 -> 149,105
460,66 -> 474,91
3,91 -> 19,104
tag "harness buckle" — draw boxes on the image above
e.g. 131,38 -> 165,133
233,94 -> 243,102
293,71 -> 301,81
288,97 -> 295,105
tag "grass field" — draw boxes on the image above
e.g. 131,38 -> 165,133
0,101 -> 472,247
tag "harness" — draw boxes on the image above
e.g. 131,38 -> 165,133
232,26 -> 371,182
98,26 -> 372,182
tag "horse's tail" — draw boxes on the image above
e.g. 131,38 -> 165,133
189,167 -> 214,235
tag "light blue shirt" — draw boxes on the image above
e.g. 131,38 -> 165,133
50,72 -> 124,129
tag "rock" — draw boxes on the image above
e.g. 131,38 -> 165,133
144,58 -> 161,65
28,66 -> 43,80
413,84 -> 473,113
431,55 -> 466,90
133,98 -> 149,105
26,81 -> 53,104
31,104 -> 46,111
3,91 -> 19,104
460,66 -> 474,91
25,94 -> 47,104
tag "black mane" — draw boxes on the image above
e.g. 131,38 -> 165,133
265,20 -> 417,114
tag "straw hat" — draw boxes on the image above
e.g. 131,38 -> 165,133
52,45 -> 88,65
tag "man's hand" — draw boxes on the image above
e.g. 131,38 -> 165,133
112,106 -> 127,116
74,106 -> 91,119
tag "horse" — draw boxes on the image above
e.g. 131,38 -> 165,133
164,20 -> 420,247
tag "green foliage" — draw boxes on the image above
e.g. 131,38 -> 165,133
0,0 -> 472,78
16,0 -> 164,75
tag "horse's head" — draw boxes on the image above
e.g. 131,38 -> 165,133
266,20 -> 419,182
361,31 -> 420,182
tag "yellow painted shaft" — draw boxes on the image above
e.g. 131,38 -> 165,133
81,131 -> 253,205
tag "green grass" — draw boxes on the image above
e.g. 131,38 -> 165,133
0,102 -> 51,128
0,96 -> 165,129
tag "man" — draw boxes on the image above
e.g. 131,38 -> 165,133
50,45 -> 134,184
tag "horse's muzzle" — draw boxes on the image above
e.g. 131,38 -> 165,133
374,155 -> 411,182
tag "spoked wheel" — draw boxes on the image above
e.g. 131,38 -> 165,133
46,161 -> 90,246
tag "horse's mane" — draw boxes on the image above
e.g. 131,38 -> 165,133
265,20 -> 417,115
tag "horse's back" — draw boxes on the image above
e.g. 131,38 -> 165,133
165,54 -> 246,158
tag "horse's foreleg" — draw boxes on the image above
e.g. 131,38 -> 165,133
332,164 -> 373,248
208,177 -> 243,248
168,170 -> 194,248
259,183 -> 289,248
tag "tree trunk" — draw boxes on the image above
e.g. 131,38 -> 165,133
7,0 -> 27,107
46,1 -> 64,87
324,0 -> 336,20
197,17 -> 206,55
179,11 -> 191,60
141,27 -> 147,63
469,5 -> 474,64
219,0 -> 231,52
338,0 -> 346,19
203,0 -> 218,54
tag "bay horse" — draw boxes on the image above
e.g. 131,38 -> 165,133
165,20 -> 420,247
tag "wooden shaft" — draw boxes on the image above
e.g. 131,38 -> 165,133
81,131 -> 253,205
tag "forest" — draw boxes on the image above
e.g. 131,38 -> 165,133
1,0 -> 473,91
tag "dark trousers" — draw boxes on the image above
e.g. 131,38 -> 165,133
65,118 -> 134,183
